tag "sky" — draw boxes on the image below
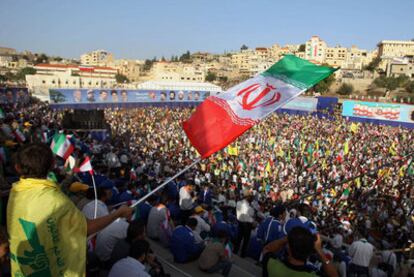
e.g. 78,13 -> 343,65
0,0 -> 413,60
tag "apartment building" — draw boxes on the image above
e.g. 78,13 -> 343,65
305,36 -> 327,63
151,61 -> 205,82
80,50 -> 114,66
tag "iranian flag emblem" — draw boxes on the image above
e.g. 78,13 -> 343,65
183,55 -> 336,158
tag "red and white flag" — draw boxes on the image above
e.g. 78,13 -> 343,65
74,156 -> 93,175
183,55 -> 336,158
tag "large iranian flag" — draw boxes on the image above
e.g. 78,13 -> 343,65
183,55 -> 336,158
50,134 -> 74,160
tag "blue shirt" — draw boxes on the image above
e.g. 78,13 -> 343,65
137,201 -> 152,223
257,217 -> 284,244
170,226 -> 204,263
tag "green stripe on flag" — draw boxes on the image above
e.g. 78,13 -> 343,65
262,55 -> 337,90
52,134 -> 66,154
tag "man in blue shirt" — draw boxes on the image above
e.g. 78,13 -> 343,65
257,204 -> 287,245
170,218 -> 204,263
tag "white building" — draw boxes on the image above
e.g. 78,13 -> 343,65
26,64 -> 117,101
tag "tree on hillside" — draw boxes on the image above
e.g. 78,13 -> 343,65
298,44 -> 306,52
240,44 -> 249,51
405,80 -> 414,93
373,76 -> 406,92
143,59 -> 154,71
35,53 -> 49,64
205,72 -> 217,82
314,74 -> 335,94
115,73 -> 129,83
179,51 -> 191,63
364,57 -> 381,72
15,67 -> 36,80
337,83 -> 354,95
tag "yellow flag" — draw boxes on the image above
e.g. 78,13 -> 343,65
350,122 -> 359,134
7,178 -> 87,277
228,144 -> 239,156
266,161 -> 271,173
344,140 -> 349,155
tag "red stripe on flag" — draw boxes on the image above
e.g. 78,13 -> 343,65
183,98 -> 253,158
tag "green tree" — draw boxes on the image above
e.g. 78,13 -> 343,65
15,67 -> 36,80
240,44 -> 249,51
364,57 -> 380,72
337,83 -> 354,95
205,72 -> 217,82
115,73 -> 129,83
313,74 -> 335,94
373,76 -> 399,91
298,44 -> 306,52
179,51 -> 191,63
405,80 -> 414,93
35,53 -> 49,64
143,59 -> 154,71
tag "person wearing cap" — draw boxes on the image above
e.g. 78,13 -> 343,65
191,206 -> 211,238
8,143 -> 133,277
234,192 -> 255,257
68,181 -> 90,210
263,227 -> 338,277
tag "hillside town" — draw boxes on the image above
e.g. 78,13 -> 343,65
1,36 -> 414,103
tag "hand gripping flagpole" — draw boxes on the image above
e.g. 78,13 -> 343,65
130,158 -> 201,208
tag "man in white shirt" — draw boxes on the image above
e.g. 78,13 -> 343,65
348,236 -> 375,276
235,193 -> 255,257
95,218 -> 129,263
109,240 -> 151,277
82,187 -> 111,219
179,183 -> 195,224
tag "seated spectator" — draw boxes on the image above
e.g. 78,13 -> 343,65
82,187 -> 111,219
137,194 -> 157,223
95,217 -> 129,266
170,218 -> 204,263
191,206 -> 211,238
198,230 -> 232,276
108,239 -> 151,277
263,227 -> 338,277
110,220 -> 146,266
147,194 -> 173,246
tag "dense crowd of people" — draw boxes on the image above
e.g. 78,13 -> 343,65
0,96 -> 413,276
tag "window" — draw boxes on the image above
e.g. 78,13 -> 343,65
73,81 -> 76,85
52,80 -> 55,84
65,81 -> 68,85
42,80 -> 46,84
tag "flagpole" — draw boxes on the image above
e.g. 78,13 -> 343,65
130,158 -> 201,208
91,174 -> 98,219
